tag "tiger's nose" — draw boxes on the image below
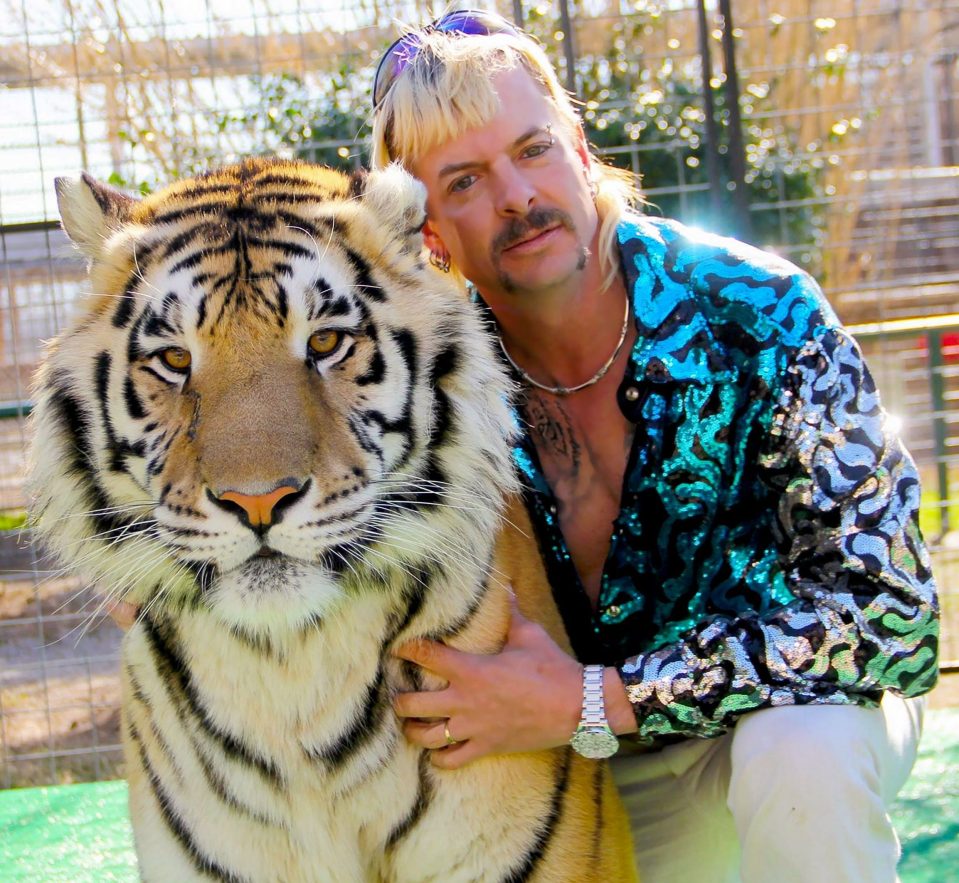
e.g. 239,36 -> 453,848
212,482 -> 306,531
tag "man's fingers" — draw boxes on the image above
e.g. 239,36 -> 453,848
106,599 -> 138,631
430,738 -> 481,770
393,688 -> 453,720
506,589 -> 544,645
402,718 -> 467,750
393,638 -> 464,677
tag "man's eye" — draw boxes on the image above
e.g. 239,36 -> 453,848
449,174 -> 477,194
522,142 -> 551,159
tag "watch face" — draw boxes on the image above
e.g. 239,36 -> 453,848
570,727 -> 620,759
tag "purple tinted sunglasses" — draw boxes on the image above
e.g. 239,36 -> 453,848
372,9 -> 520,109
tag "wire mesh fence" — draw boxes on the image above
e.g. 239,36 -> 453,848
1,0 -> 958,788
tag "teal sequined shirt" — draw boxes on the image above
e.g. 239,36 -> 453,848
512,215 -> 940,744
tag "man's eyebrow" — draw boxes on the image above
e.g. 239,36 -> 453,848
437,126 -> 552,179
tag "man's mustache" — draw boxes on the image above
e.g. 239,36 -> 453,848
492,208 -> 576,255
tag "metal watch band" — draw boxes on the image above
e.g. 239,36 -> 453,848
581,664 -> 608,727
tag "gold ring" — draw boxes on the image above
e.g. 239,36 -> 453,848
443,720 -> 458,746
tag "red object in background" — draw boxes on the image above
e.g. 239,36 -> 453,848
916,332 -> 959,363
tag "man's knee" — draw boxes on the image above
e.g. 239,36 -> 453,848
726,702 -> 908,883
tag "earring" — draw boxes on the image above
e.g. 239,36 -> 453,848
429,251 -> 451,273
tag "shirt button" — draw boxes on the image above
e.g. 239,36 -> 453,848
624,386 -> 640,401
606,605 -> 621,617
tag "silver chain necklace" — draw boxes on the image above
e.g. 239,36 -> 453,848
497,294 -> 631,396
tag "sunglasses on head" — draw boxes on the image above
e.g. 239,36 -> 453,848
372,9 -> 520,110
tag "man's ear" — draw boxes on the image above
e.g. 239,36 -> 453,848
422,219 -> 448,258
574,124 -> 592,173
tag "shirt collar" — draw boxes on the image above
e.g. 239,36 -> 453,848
617,214 -> 735,386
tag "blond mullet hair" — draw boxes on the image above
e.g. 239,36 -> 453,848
370,27 -> 643,291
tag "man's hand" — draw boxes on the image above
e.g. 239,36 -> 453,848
392,600 -> 585,769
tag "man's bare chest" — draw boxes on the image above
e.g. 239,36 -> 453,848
523,391 -> 634,601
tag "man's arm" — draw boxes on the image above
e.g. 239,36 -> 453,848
616,326 -> 940,743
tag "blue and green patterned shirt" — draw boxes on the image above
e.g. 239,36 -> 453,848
512,215 -> 940,745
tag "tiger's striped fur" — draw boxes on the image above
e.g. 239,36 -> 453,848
28,159 -> 637,882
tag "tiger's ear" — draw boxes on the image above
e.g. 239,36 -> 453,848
354,163 -> 427,245
54,173 -> 138,261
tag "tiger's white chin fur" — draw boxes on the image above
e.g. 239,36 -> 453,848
207,556 -> 344,633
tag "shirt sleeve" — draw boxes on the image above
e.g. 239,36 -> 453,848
616,326 -> 940,743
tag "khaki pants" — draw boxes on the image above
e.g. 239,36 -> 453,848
609,694 -> 925,883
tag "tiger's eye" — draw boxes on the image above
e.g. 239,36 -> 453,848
161,347 -> 192,371
308,330 -> 342,356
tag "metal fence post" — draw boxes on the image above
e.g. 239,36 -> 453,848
717,0 -> 753,242
929,329 -> 951,535
696,0 -> 723,227
557,0 -> 578,96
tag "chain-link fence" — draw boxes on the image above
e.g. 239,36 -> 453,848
2,0 -> 958,788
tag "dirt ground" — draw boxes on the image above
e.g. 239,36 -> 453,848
1,575 -> 125,787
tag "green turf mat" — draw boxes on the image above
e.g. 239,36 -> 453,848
2,709 -> 957,881
894,707 -> 959,883
0,779 -> 136,882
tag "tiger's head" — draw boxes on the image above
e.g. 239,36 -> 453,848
29,159 -> 517,635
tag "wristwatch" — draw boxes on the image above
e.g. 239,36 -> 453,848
569,664 -> 619,759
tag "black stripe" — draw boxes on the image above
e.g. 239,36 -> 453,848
429,344 -> 460,384
304,667 -> 387,768
143,312 -> 178,339
112,287 -> 137,328
161,226 -> 210,263
188,729 -> 284,828
428,387 -> 453,449
385,750 -> 433,850
313,291 -> 353,320
227,622 -> 277,658
502,747 -> 574,883
95,350 -> 146,472
590,760 -> 605,867
384,565 -> 433,643
364,407 -> 413,467
129,721 -> 249,882
124,376 -> 147,419
356,347 -> 385,386
125,664 -> 150,707
151,205 -> 231,228
343,245 -> 386,302
243,236 -> 313,259
392,328 -> 418,382
169,249 -> 206,275
274,212 -> 328,241
254,172 -> 345,194
141,615 -> 284,788
347,411 -> 386,461
47,383 -> 151,538
428,564 -> 487,643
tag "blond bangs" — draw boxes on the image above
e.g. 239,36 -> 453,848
373,33 -> 538,168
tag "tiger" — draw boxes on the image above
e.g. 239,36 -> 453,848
28,158 -> 638,883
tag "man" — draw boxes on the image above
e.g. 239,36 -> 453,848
368,10 -> 939,883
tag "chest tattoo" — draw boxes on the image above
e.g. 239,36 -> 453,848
524,395 -> 581,473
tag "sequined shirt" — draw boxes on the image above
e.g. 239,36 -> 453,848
512,215 -> 940,745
